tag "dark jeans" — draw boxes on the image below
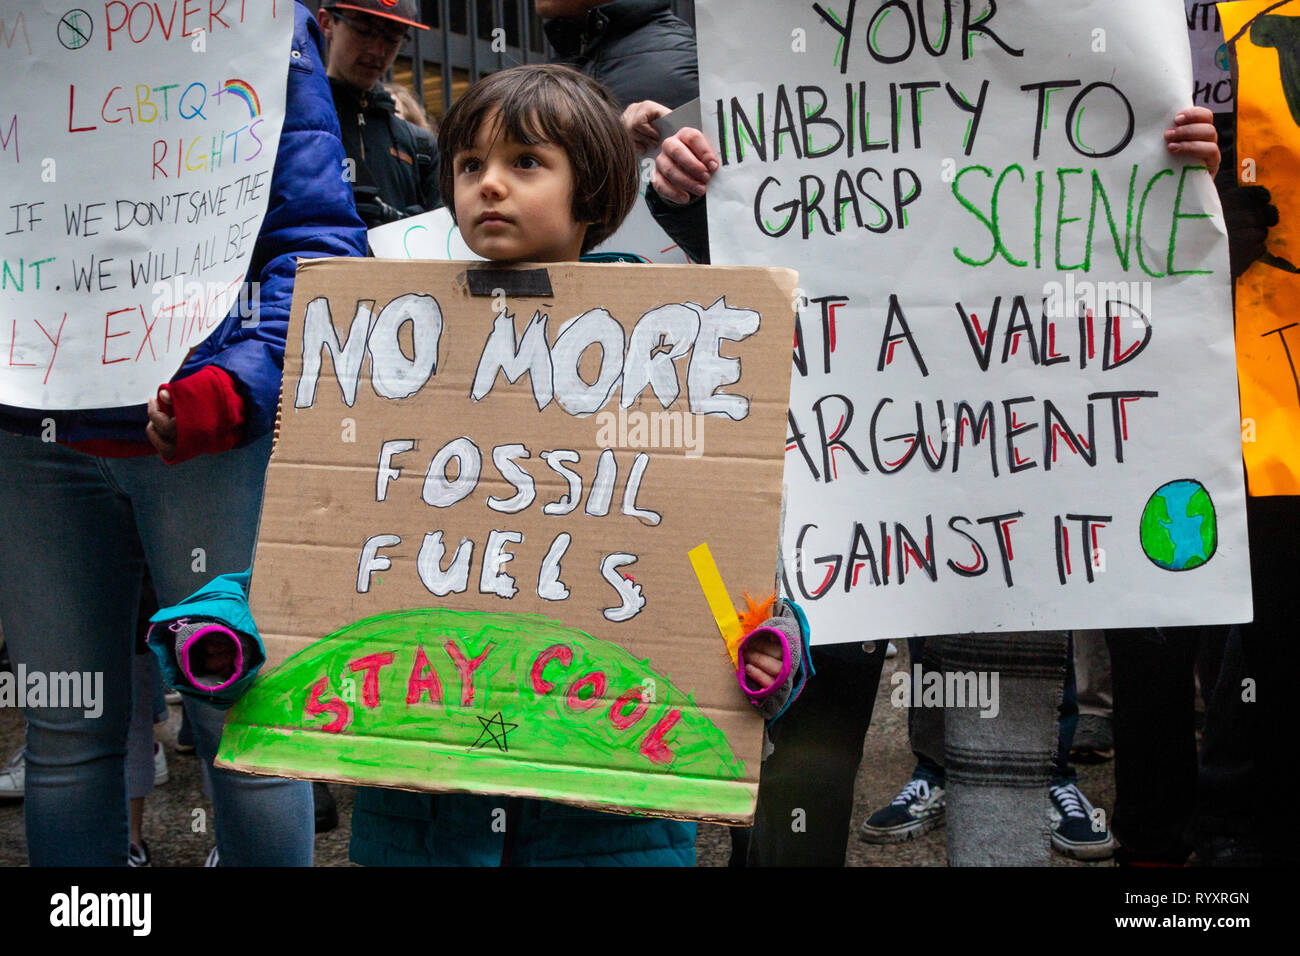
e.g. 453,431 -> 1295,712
1106,625 -> 1227,865
730,641 -> 888,866
1191,495 -> 1300,865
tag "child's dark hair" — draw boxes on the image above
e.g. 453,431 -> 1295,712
437,64 -> 639,255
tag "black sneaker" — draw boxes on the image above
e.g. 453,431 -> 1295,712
313,782 -> 338,834
1070,715 -> 1114,762
860,776 -> 946,843
1049,782 -> 1116,860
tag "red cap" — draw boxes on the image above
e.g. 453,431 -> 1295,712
331,1 -> 429,31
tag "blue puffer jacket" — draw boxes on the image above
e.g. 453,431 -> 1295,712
0,1 -> 367,445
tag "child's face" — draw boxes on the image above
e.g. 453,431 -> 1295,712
453,113 -> 589,263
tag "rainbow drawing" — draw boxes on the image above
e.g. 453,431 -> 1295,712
222,79 -> 261,118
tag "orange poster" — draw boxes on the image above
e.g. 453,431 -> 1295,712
1221,0 -> 1300,494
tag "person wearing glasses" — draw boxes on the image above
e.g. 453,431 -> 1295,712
317,1 -> 442,227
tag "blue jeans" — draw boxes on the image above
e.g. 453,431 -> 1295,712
0,431 -> 312,866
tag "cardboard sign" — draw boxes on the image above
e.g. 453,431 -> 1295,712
215,259 -> 797,823
696,0 -> 1252,641
1220,0 -> 1300,495
0,2 -> 292,410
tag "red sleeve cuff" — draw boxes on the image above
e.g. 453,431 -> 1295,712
163,366 -> 246,464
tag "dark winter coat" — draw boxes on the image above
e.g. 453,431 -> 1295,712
544,1 -> 709,262
329,78 -> 441,227
544,0 -> 698,110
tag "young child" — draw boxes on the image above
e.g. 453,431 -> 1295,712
152,63 -> 807,866
343,63 -> 806,866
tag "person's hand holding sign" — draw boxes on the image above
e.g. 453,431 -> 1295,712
740,630 -> 786,691
1165,106 -> 1220,178
147,368 -> 247,464
734,599 -> 809,722
620,100 -> 719,197
147,388 -> 178,461
651,126 -> 718,205
621,100 -> 671,154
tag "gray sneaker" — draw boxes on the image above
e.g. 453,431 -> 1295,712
860,776 -> 946,843
0,750 -> 24,802
1070,715 -> 1114,762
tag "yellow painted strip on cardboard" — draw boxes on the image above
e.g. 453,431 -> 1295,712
688,542 -> 743,665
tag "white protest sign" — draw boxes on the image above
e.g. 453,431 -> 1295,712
0,2 -> 294,410
369,181 -> 691,264
368,207 -> 483,261
696,0 -> 1251,641
1187,0 -> 1234,113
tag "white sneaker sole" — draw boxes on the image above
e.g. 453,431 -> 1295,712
1052,832 -> 1116,861
860,812 -> 946,844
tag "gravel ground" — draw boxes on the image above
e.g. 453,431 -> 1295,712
0,646 -> 1114,867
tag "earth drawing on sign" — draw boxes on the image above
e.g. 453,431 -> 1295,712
1139,479 -> 1218,571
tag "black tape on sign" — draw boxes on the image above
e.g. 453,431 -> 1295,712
466,267 -> 553,297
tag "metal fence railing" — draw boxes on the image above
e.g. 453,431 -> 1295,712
300,1 -> 696,122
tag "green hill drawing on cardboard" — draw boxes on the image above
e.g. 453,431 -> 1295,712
216,608 -> 752,820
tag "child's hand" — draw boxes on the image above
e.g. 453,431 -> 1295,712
652,127 -> 719,204
193,633 -> 238,681
741,630 -> 787,691
147,388 -> 178,460
1165,107 -> 1219,179
621,100 -> 670,154
735,603 -> 808,722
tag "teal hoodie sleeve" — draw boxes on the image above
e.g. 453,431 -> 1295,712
146,570 -> 267,709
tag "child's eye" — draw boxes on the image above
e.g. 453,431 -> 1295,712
457,157 -> 481,174
516,154 -> 541,169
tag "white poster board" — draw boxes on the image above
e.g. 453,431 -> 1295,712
1187,0 -> 1234,113
0,2 -> 294,409
696,0 -> 1251,641
368,207 -> 483,261
369,169 -> 692,264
